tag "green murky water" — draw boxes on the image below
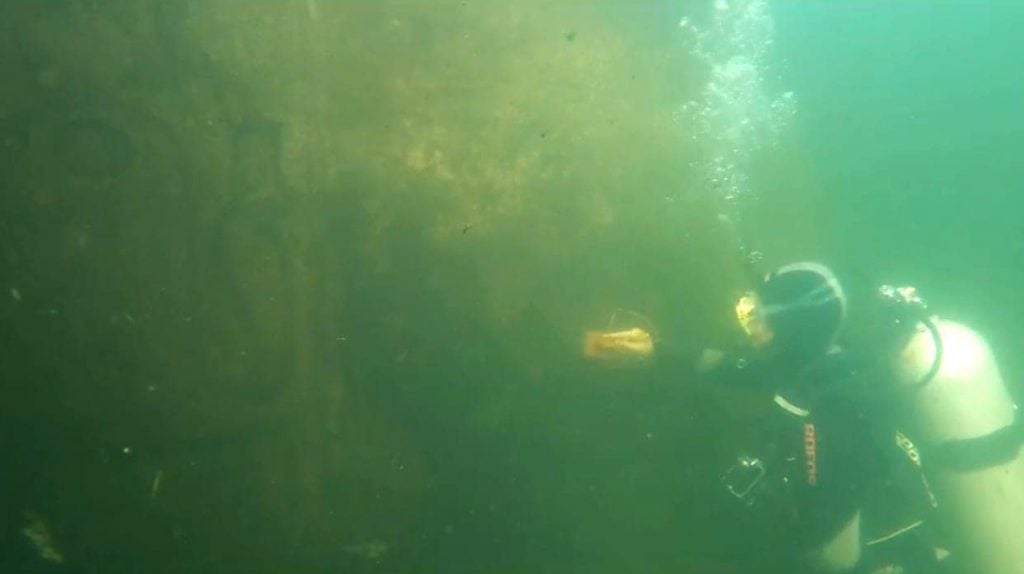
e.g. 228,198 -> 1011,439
2,2 -> 1023,573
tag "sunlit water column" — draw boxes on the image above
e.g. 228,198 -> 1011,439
677,0 -> 795,259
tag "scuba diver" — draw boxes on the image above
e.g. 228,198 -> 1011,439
697,261 -> 1024,574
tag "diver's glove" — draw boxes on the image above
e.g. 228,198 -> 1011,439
692,347 -> 767,390
695,348 -> 727,375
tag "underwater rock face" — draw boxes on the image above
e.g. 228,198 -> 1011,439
342,539 -> 389,561
54,118 -> 136,180
0,2 -> 761,573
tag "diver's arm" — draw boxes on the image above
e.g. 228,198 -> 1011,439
649,338 -> 768,390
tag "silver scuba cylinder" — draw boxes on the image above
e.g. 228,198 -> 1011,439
895,316 -> 1024,574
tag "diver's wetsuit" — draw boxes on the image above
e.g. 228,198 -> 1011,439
703,348 -> 941,572
709,350 -> 876,543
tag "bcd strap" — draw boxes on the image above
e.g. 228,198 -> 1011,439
930,413 -> 1024,472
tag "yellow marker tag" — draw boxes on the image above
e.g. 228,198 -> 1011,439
583,328 -> 654,361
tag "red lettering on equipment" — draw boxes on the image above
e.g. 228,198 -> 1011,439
804,422 -> 818,486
